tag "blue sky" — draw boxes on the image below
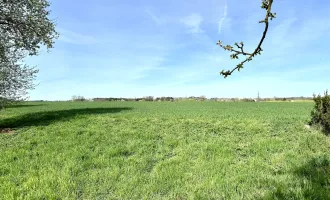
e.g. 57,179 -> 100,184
26,0 -> 330,100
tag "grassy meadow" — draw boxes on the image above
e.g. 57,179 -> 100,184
0,101 -> 330,199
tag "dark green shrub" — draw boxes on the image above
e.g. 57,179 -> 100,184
240,98 -> 257,102
310,90 -> 330,134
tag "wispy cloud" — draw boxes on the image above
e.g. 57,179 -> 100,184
180,13 -> 204,34
296,17 -> 330,42
145,9 -> 162,25
270,18 -> 297,45
218,1 -> 228,34
58,28 -> 98,45
26,0 -> 330,100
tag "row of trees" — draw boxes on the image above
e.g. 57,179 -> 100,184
81,96 -> 311,102
88,96 -> 314,102
93,97 -> 176,102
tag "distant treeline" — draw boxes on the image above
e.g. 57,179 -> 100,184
93,96 -> 175,102
87,96 -> 313,102
30,96 -> 314,102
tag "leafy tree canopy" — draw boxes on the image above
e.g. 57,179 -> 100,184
0,0 -> 58,107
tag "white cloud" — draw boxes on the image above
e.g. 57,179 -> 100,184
218,1 -> 228,34
180,13 -> 204,34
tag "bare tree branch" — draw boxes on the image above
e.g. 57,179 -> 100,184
217,0 -> 275,78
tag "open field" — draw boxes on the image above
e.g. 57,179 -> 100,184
0,101 -> 329,199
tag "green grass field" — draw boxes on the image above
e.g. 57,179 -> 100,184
1,101 -> 329,199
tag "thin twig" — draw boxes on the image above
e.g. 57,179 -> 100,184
217,0 -> 275,78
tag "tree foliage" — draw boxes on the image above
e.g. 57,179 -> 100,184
0,62 -> 38,108
310,90 -> 330,134
0,0 -> 58,108
72,95 -> 86,102
217,0 -> 275,78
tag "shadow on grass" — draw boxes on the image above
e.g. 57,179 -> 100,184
4,104 -> 45,108
0,107 -> 132,128
309,123 -> 330,136
262,155 -> 330,199
322,130 -> 330,136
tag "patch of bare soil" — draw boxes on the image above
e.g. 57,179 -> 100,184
0,128 -> 15,135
